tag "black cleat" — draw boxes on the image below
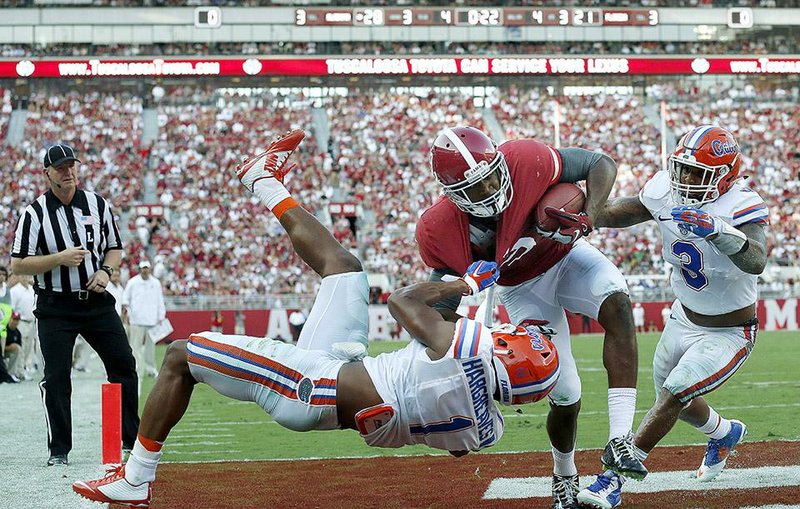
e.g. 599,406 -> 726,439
601,434 -> 648,480
551,474 -> 579,509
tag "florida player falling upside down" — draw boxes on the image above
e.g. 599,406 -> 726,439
417,126 -> 643,508
578,125 -> 768,509
72,130 -> 561,507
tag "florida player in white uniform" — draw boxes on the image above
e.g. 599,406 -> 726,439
578,125 -> 769,508
73,130 -> 560,507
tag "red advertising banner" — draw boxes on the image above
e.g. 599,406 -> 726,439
2,56 -> 799,79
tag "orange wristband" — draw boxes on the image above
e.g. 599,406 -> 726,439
272,197 -> 298,220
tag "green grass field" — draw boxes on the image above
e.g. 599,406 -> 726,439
142,331 -> 800,463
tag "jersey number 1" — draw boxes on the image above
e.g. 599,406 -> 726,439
672,241 -> 708,291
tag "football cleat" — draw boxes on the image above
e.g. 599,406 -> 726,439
697,419 -> 747,482
551,474 -> 579,509
577,470 -> 623,509
236,129 -> 305,192
73,465 -> 152,508
600,433 -> 648,480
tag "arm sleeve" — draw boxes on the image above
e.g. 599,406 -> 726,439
429,268 -> 462,312
11,207 -> 40,258
102,199 -> 123,251
556,148 -> 605,183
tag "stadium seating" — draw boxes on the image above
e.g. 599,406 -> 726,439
2,83 -> 797,296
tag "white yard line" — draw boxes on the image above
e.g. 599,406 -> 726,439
483,465 -> 800,500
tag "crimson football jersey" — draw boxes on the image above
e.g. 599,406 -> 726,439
417,139 -> 572,286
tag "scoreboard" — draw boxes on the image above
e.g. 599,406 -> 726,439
295,7 -> 659,27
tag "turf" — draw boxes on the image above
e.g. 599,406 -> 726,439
142,331 -> 800,462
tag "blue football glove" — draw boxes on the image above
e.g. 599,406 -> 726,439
671,206 -> 720,239
460,260 -> 499,295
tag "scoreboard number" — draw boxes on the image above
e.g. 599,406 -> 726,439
727,8 -> 753,28
194,7 -> 222,28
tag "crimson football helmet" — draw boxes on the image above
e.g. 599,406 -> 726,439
429,126 -> 513,217
490,323 -> 560,406
669,125 -> 742,206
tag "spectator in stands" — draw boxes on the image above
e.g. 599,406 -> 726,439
9,274 -> 38,378
234,310 -> 246,335
289,310 -> 306,343
662,303 -> 672,331
122,260 -> 166,379
211,311 -> 224,333
633,302 -> 646,334
3,312 -> 23,377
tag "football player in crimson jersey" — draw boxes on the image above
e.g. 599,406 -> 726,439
417,126 -> 643,509
73,130 -> 560,507
578,125 -> 768,509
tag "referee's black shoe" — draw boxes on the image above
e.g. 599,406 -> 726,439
47,454 -> 69,466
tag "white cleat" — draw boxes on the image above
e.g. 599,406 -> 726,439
697,419 -> 747,482
236,129 -> 305,192
73,465 -> 152,507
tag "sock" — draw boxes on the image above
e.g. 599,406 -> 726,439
253,178 -> 292,211
607,388 -> 637,440
125,434 -> 164,485
552,446 -> 578,477
272,197 -> 299,220
697,407 -> 732,440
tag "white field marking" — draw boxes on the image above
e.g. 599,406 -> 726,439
170,433 -> 236,439
742,381 -> 800,387
163,401 -> 800,429
500,401 -> 800,419
167,441 -> 235,447
166,450 -> 243,456
740,505 -> 800,509
483,465 -> 800,500
161,438 -> 800,465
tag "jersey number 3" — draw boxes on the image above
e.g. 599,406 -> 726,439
672,241 -> 708,291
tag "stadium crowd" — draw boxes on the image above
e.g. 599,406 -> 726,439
1,83 -> 797,297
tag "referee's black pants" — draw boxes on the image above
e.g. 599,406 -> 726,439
36,293 -> 140,457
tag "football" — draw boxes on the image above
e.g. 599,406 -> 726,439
535,183 -> 587,232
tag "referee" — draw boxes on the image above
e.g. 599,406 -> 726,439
10,144 -> 140,466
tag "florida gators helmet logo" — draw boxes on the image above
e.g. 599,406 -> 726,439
490,323 -> 560,406
669,125 -> 742,206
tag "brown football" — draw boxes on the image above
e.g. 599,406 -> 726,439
535,183 -> 587,232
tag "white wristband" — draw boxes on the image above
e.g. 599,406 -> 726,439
460,277 -> 479,296
710,220 -> 747,254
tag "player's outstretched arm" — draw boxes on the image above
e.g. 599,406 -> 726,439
389,261 -> 500,358
388,280 -> 468,358
583,153 -> 619,224
594,196 -> 653,228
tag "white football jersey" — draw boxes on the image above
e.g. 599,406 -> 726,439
361,318 -> 504,451
639,171 -> 769,315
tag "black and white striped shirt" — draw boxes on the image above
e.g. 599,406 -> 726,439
11,189 -> 123,293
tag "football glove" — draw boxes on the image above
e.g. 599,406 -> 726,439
671,206 -> 748,254
460,260 -> 499,295
537,207 -> 594,244
518,318 -> 558,339
670,206 -> 718,238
